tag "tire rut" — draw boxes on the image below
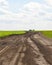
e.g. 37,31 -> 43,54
30,37 -> 52,65
0,46 -> 10,56
27,37 -> 50,65
9,44 -> 24,65
17,45 -> 26,65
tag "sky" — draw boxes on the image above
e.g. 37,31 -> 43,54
0,0 -> 52,30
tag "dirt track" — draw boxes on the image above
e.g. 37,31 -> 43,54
0,32 -> 52,65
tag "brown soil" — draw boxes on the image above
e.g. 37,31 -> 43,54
0,31 -> 52,65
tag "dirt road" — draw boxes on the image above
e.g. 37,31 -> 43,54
0,32 -> 52,65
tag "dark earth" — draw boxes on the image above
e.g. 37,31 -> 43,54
0,31 -> 52,65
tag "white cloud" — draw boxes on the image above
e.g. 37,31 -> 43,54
0,0 -> 8,6
0,1 -> 52,30
35,21 -> 52,30
0,20 -> 52,30
0,0 -> 10,17
0,0 -> 6,2
0,1 -> 51,21
22,2 -> 41,17
24,2 -> 41,10
44,0 -> 52,6
18,2 -> 52,22
0,0 -> 8,9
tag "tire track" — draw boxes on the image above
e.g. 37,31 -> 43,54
22,43 -> 38,65
30,37 -> 52,65
17,45 -> 26,65
9,44 -> 24,65
33,34 -> 52,45
0,46 -> 10,56
28,37 -> 50,65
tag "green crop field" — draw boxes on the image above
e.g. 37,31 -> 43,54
0,31 -> 52,38
40,31 -> 52,38
0,31 -> 26,37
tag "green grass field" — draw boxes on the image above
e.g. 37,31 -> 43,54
0,31 -> 52,38
40,31 -> 52,38
0,31 -> 26,37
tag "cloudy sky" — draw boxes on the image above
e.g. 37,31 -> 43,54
0,0 -> 52,30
